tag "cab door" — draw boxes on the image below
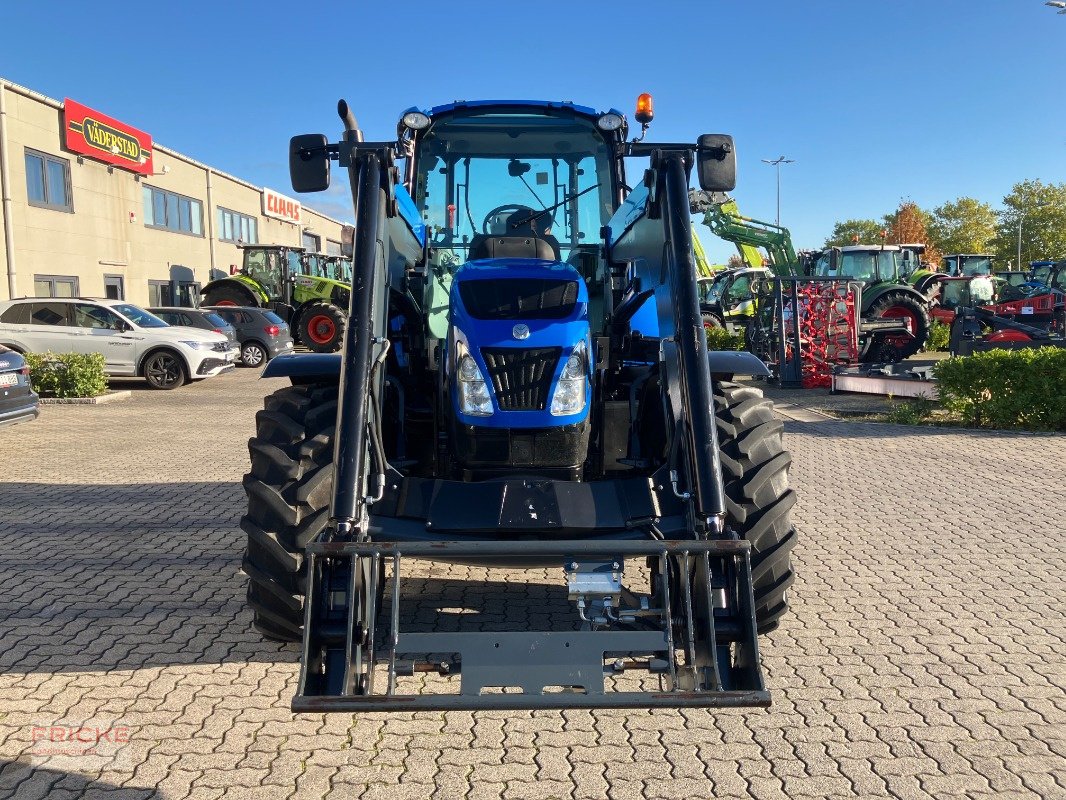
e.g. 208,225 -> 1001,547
70,302 -> 137,374
25,301 -> 79,353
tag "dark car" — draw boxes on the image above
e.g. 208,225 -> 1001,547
148,307 -> 239,350
203,306 -> 295,367
0,344 -> 39,428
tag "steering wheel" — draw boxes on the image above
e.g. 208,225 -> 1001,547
481,204 -> 536,235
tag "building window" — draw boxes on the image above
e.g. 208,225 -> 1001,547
142,185 -> 203,236
104,275 -> 125,300
34,274 -> 79,298
302,231 -> 321,252
326,239 -> 342,256
25,149 -> 73,212
148,280 -> 173,306
217,207 -> 258,244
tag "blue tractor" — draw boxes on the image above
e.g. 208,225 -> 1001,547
241,96 -> 797,711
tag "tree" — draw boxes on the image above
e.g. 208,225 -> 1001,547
928,197 -> 997,257
726,253 -> 746,268
883,202 -> 939,262
824,219 -> 885,248
992,180 -> 1066,269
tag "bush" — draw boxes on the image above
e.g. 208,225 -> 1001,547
24,352 -> 108,398
934,347 -> 1066,431
886,394 -> 936,425
925,321 -> 951,352
706,325 -> 745,351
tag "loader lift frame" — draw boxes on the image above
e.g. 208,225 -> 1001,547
271,102 -> 784,712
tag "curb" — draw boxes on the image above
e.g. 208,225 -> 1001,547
39,391 -> 132,406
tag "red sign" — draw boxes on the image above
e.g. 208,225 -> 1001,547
63,98 -> 153,175
262,188 -> 302,224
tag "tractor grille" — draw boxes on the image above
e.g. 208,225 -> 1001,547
480,347 -> 560,411
459,279 -> 578,320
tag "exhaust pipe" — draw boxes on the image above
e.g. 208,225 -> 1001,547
337,99 -> 363,142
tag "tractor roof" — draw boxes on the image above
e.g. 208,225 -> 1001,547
839,245 -> 902,252
943,253 -> 992,258
423,100 -> 612,119
238,244 -> 306,252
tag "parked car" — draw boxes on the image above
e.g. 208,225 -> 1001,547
202,306 -> 295,367
0,298 -> 237,390
0,343 -> 39,427
148,307 -> 239,350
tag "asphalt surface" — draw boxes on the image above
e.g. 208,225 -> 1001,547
1,367 -> 1063,799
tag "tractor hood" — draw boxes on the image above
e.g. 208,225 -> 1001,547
450,259 -> 588,344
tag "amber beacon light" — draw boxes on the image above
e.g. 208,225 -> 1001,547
634,93 -> 654,125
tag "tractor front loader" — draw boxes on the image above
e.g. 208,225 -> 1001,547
241,96 -> 797,712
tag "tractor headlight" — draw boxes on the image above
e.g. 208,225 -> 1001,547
456,344 -> 492,417
551,341 -> 587,416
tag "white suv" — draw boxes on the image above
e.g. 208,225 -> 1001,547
0,297 -> 238,389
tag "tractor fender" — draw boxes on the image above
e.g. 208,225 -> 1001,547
262,352 -> 341,381
861,283 -> 928,313
201,276 -> 268,305
708,350 -> 771,378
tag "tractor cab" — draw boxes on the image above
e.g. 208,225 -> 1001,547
942,253 -> 994,277
814,245 -> 906,284
241,244 -> 304,303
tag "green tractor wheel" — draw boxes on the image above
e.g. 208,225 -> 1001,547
866,291 -> 931,362
203,282 -> 258,308
299,303 -> 346,353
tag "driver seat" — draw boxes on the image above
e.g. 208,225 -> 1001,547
468,210 -> 561,261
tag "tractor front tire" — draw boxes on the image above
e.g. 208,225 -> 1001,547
203,283 -> 258,308
299,303 -> 347,353
715,382 -> 798,634
242,383 -> 338,641
866,291 -> 931,362
702,312 -> 725,331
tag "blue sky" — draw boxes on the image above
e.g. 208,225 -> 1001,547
2,1 -> 1062,262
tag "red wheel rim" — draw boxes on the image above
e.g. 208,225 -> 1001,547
879,305 -> 919,347
306,314 -> 336,344
214,300 -> 238,307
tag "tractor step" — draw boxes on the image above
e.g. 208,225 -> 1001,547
294,538 -> 770,712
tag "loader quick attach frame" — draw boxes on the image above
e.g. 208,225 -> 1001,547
290,114 -> 771,711
295,539 -> 767,712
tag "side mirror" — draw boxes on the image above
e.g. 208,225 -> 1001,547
696,134 -> 736,192
117,320 -> 131,332
289,134 -> 330,193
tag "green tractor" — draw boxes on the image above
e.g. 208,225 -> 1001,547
698,266 -> 772,331
201,245 -> 352,352
811,245 -> 931,360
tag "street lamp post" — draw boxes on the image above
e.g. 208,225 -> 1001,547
761,156 -> 795,227
1017,200 -> 1049,270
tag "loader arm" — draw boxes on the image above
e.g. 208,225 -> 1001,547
692,193 -> 798,277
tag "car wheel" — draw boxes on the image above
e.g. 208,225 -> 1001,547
143,350 -> 186,389
241,342 -> 268,368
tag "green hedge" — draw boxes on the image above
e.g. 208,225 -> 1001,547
706,326 -> 745,351
934,347 -> 1066,431
24,352 -> 108,399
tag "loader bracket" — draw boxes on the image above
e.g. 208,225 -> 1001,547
294,538 -> 770,712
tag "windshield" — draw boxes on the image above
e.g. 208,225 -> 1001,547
114,304 -> 168,328
960,256 -> 992,276
815,250 -> 898,282
203,312 -> 228,327
414,109 -> 615,262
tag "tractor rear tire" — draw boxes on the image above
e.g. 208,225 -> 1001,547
715,382 -> 798,634
242,383 -> 338,641
203,283 -> 258,308
702,312 -> 725,331
299,303 -> 346,353
866,291 -> 931,362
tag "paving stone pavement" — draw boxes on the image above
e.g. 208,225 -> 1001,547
0,368 -> 1063,800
